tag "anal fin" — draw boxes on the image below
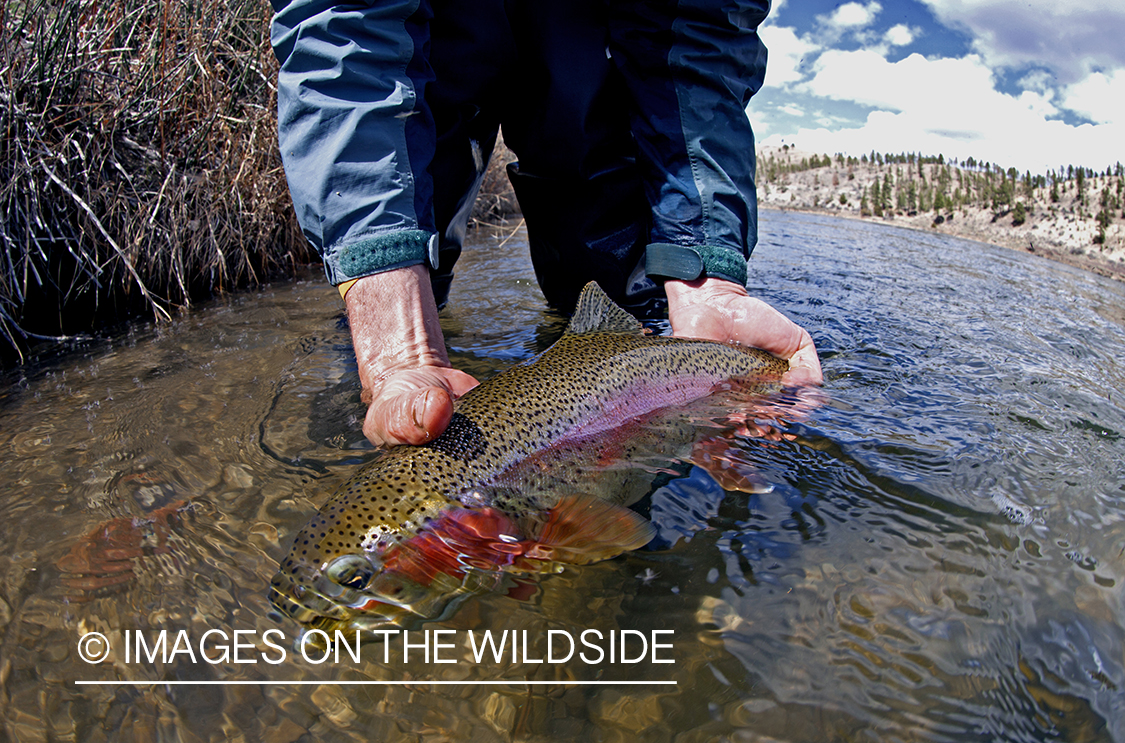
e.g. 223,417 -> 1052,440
692,438 -> 775,494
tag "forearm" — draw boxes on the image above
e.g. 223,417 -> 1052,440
344,266 -> 450,397
343,265 -> 479,446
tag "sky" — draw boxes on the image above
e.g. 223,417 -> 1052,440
750,0 -> 1125,174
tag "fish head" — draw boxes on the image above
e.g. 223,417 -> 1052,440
269,479 -> 658,630
268,471 -> 464,630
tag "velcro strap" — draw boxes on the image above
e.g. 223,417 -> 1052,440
645,243 -> 747,285
333,231 -> 440,299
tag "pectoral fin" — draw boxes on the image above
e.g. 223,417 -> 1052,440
373,497 -> 654,591
518,494 -> 656,567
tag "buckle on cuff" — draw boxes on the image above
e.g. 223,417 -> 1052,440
427,234 -> 440,271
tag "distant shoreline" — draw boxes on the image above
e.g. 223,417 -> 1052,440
755,145 -> 1125,284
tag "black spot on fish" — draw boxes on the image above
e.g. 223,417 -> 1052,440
423,412 -> 487,462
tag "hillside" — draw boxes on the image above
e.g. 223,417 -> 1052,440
756,146 -> 1125,281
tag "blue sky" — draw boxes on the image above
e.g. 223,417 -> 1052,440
750,0 -> 1125,173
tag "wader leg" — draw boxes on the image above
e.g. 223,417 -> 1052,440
424,1 -> 515,306
606,0 -> 770,278
497,0 -> 663,315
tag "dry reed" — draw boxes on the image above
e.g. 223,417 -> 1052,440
471,133 -> 520,225
0,0 -> 309,364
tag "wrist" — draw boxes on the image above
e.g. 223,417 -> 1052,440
343,265 -> 450,393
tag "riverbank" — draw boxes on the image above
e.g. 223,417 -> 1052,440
0,0 -> 309,366
756,146 -> 1125,282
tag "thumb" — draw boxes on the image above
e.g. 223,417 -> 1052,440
365,385 -> 455,446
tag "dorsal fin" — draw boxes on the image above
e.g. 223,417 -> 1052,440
564,282 -> 644,335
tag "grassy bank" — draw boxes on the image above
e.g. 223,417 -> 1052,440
1,0 -> 310,364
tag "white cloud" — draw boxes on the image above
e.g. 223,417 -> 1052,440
764,113 -> 1122,174
1063,69 -> 1125,125
918,0 -> 1125,82
753,0 -> 1124,172
1018,69 -> 1057,95
759,26 -> 821,86
814,113 -> 852,127
796,50 -> 1006,115
764,49 -> 1121,171
822,2 -> 883,31
884,24 -> 916,47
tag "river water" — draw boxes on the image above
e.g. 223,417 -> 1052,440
1,210 -> 1123,742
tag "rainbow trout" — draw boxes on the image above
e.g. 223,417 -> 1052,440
270,282 -> 786,629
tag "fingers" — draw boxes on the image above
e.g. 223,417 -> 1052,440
362,368 -> 480,447
443,368 -> 482,398
365,385 -> 453,446
780,327 -> 824,386
742,314 -> 823,386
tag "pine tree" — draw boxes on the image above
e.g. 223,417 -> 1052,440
1012,201 -> 1026,226
1094,186 -> 1112,244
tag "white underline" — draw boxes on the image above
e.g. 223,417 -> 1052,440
75,680 -> 677,686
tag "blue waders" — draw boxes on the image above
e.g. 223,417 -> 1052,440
271,0 -> 769,314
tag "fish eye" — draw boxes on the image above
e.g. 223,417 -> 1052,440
325,555 -> 374,590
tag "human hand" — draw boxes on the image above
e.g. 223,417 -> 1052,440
665,277 -> 823,385
361,366 -> 479,446
345,265 -> 479,446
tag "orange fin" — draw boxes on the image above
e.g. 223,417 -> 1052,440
692,438 -> 774,494
518,495 -> 655,567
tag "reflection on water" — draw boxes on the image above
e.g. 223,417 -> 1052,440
2,212 -> 1124,741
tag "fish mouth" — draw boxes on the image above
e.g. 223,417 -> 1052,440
268,558 -> 507,631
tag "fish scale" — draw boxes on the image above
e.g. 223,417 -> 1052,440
271,282 -> 787,627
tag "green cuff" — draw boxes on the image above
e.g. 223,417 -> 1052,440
328,230 -> 438,285
645,243 -> 748,285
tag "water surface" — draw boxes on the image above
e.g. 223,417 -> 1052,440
2,210 -> 1123,741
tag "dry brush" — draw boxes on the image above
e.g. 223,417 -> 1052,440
0,0 -> 309,363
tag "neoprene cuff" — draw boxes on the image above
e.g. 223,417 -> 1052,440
326,230 -> 439,287
645,243 -> 748,286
